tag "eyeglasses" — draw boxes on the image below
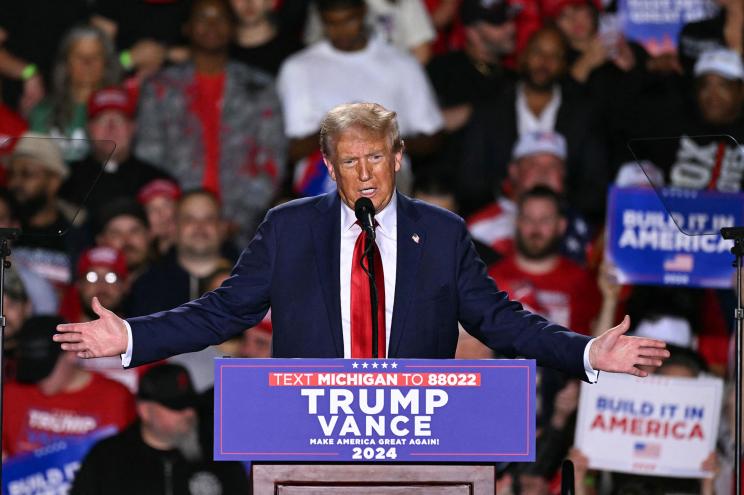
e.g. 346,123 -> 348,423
85,271 -> 119,284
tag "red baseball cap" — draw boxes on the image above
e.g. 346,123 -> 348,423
137,179 -> 182,205
78,246 -> 128,280
88,87 -> 135,119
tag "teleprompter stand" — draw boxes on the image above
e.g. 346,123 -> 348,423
0,227 -> 21,487
722,226 -> 744,495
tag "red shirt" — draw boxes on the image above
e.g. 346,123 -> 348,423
2,372 -> 136,458
0,103 -> 27,152
489,256 -> 601,335
423,0 -> 466,54
0,104 -> 28,186
696,289 -> 730,371
193,72 -> 225,197
467,198 -> 517,256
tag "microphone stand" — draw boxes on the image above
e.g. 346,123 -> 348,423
363,228 -> 379,359
0,227 -> 20,487
561,459 -> 575,495
722,226 -> 744,495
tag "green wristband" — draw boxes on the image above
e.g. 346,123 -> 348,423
584,472 -> 596,488
20,64 -> 37,81
119,50 -> 133,71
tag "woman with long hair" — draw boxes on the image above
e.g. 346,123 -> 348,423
28,25 -> 121,162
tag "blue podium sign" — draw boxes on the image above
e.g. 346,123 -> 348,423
214,358 -> 535,463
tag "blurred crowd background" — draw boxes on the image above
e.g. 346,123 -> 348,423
0,0 -> 742,493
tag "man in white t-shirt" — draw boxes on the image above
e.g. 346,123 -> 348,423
302,0 -> 436,64
277,0 -> 443,182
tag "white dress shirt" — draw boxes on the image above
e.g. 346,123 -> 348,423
339,194 -> 398,358
122,194 -> 598,382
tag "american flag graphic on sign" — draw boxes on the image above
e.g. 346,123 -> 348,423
663,254 -> 694,272
633,442 -> 661,459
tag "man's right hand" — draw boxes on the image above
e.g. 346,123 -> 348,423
54,297 -> 128,359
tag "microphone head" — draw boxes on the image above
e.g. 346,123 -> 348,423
354,197 -> 375,225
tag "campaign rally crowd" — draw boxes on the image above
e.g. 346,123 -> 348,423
0,0 -> 742,493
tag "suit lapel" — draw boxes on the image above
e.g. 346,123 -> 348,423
311,193 -> 344,357
389,193 -> 424,357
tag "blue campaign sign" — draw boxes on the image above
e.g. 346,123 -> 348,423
214,358 -> 535,463
607,186 -> 744,288
617,0 -> 716,54
2,427 -> 116,495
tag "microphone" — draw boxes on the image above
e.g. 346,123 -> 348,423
354,198 -> 376,240
354,196 -> 380,358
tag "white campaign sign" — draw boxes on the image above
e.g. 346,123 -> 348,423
575,373 -> 723,478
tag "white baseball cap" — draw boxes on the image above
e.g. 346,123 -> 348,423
633,316 -> 693,349
11,132 -> 69,180
614,160 -> 664,188
512,131 -> 567,161
694,48 -> 744,81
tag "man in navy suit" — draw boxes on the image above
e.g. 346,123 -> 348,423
56,102 -> 668,380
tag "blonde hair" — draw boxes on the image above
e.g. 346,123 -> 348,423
319,102 -> 403,161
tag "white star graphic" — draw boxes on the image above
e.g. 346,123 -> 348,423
372,362 -> 379,369
381,362 -> 388,369
391,362 -> 398,369
362,362 -> 369,369
352,362 -> 359,369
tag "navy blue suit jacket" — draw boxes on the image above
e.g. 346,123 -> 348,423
128,192 -> 591,378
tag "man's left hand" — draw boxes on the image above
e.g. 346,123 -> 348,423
589,315 -> 669,377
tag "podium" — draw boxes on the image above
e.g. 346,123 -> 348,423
214,358 -> 536,493
251,464 -> 495,493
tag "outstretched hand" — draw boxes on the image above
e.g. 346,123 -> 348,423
589,315 -> 669,377
53,297 -> 129,359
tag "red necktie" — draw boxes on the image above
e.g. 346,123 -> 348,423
350,225 -> 385,358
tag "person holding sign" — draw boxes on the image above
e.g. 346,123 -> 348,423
54,102 -> 668,382
571,345 -> 721,495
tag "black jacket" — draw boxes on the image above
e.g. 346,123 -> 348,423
458,82 -> 609,224
71,421 -> 249,495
